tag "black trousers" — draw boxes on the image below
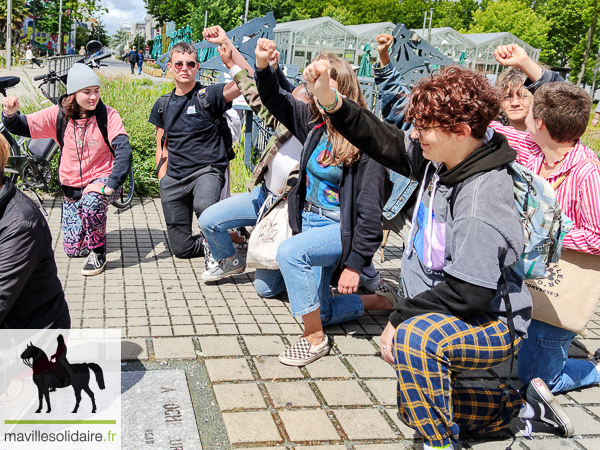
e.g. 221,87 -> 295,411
160,166 -> 225,259
130,61 -> 136,74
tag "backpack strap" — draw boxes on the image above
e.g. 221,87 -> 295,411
155,91 -> 175,176
56,107 -> 67,149
499,271 -> 517,392
196,86 -> 235,161
552,158 -> 600,190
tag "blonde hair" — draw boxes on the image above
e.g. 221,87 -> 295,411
308,53 -> 367,166
0,134 -> 10,173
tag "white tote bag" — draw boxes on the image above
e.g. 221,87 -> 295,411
246,198 -> 293,270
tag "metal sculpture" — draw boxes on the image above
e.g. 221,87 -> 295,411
155,12 -> 276,75
151,34 -> 162,59
388,23 -> 455,90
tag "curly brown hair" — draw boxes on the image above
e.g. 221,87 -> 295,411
308,53 -> 367,166
406,65 -> 502,139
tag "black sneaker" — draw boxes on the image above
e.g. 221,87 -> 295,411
525,377 -> 574,436
81,251 -> 107,276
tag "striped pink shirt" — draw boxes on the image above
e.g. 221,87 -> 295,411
491,121 -> 600,255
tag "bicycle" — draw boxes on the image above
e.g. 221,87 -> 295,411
2,44 -> 135,213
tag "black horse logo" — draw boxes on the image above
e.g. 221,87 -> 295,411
20,335 -> 105,414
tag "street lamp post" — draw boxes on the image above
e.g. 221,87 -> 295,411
244,0 -> 249,23
6,0 -> 12,69
57,0 -> 63,55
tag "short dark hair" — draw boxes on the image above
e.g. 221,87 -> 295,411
169,42 -> 198,63
406,66 -> 501,139
533,82 -> 591,144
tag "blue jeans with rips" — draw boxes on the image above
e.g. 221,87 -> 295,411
517,319 -> 600,393
276,210 -> 364,326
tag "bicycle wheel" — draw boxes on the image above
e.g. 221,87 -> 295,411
112,167 -> 135,209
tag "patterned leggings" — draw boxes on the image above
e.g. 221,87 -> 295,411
61,178 -> 118,257
393,313 -> 525,448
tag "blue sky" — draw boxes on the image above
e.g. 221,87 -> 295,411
99,0 -> 148,35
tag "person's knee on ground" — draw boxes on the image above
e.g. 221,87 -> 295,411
253,277 -> 284,298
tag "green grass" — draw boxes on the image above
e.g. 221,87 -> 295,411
19,73 -> 253,196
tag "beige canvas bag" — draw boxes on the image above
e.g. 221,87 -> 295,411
526,248 -> 600,336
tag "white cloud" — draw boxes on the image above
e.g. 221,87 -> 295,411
99,0 -> 147,35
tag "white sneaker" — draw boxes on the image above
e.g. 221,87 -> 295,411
201,251 -> 246,281
279,335 -> 330,366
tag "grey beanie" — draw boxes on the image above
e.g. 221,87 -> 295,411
66,63 -> 101,94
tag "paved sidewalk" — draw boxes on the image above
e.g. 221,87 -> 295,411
40,195 -> 600,449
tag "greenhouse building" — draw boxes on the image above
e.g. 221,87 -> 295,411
273,17 -> 540,74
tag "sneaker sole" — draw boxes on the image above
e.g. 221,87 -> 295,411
531,378 -> 574,436
278,348 -> 330,366
201,265 -> 246,281
81,262 -> 107,276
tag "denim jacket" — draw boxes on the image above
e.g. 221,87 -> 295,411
374,62 -> 418,219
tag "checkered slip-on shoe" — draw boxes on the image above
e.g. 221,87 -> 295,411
278,335 -> 330,366
375,281 -> 400,308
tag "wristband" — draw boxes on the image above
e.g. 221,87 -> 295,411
101,186 -> 106,196
317,89 -> 340,112
2,110 -> 16,120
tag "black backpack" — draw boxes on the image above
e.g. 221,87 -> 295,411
156,84 -> 235,164
128,51 -> 138,63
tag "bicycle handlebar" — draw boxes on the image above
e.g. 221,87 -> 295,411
33,74 -> 46,81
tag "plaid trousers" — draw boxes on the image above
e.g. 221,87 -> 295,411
393,313 -> 525,448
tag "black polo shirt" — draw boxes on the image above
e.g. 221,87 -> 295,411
149,82 -> 231,180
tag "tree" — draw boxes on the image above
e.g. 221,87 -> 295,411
110,29 -> 129,52
576,0 -> 599,84
35,0 -> 107,53
468,0 -> 553,62
0,0 -> 30,44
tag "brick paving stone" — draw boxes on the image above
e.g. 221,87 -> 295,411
217,324 -> 239,334
127,326 -> 150,337
566,386 -> 600,404
237,324 -> 262,334
523,440 -> 580,449
316,380 -> 372,406
467,441 -> 526,449
153,337 -> 196,360
365,379 -> 398,406
151,325 -> 173,337
353,445 -> 411,450
333,336 -> 378,355
305,356 -> 352,379
194,324 -> 217,335
279,410 -> 341,441
563,406 -> 600,435
334,409 -> 396,440
578,439 -> 600,450
265,381 -> 320,408
199,336 -> 243,356
387,408 -> 419,440
244,336 -> 286,355
205,358 -> 254,382
346,356 -> 397,378
149,316 -> 170,326
588,405 -> 600,418
213,383 -> 267,410
222,411 -> 282,444
121,339 -> 148,361
173,325 -> 195,336
259,324 -> 282,334
253,357 -> 304,380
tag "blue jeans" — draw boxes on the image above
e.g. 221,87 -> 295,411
198,184 -> 286,298
517,319 -> 600,393
276,210 -> 364,326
